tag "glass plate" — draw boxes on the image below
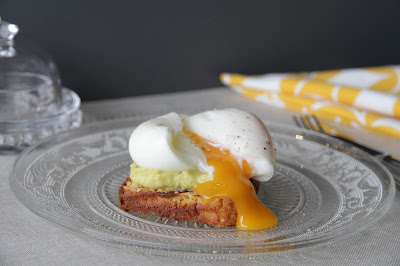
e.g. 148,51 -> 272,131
10,118 -> 395,258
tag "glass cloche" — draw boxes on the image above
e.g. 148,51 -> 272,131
0,18 -> 82,153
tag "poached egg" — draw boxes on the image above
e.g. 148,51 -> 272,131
129,108 -> 277,230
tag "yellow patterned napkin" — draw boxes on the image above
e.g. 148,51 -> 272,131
221,66 -> 400,139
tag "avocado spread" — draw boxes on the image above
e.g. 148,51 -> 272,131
129,163 -> 211,190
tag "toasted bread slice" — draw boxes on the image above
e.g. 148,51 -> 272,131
119,177 -> 237,227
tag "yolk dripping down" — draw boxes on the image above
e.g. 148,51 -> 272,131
184,130 -> 278,230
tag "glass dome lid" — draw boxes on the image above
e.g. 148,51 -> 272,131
0,18 -> 82,154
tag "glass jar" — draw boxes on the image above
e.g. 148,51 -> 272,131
0,18 -> 82,153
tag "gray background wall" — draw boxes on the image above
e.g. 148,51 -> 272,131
1,0 -> 400,101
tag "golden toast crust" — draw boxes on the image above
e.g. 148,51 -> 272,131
119,177 -> 237,227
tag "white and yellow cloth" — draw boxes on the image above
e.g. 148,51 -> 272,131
221,65 -> 400,139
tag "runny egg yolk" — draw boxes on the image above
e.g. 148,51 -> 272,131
184,130 -> 278,230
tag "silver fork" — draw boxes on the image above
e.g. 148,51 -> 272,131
293,114 -> 400,188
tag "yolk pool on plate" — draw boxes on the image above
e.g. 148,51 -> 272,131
184,130 -> 278,230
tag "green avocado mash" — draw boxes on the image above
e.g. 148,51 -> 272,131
129,163 -> 211,190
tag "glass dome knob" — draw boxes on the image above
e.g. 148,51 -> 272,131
0,17 -> 19,41
0,18 -> 19,57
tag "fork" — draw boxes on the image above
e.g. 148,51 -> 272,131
293,114 -> 400,188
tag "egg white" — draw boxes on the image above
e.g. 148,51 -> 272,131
183,109 -> 275,182
129,112 -> 214,177
129,109 -> 275,182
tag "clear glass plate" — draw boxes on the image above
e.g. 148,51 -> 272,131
10,118 -> 395,259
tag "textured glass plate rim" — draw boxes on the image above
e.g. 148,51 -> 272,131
10,118 -> 396,257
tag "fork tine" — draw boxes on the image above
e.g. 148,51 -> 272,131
296,115 -> 309,129
293,114 -> 325,134
311,115 -> 326,134
304,115 -> 317,132
293,115 -> 303,128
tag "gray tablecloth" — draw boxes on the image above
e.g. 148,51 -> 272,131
1,88 -> 399,265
